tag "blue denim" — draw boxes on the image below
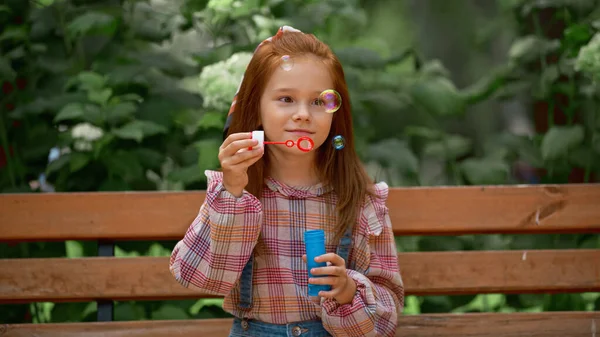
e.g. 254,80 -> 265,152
231,226 -> 354,336
229,318 -> 332,337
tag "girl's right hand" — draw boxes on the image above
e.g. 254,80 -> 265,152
218,132 -> 264,197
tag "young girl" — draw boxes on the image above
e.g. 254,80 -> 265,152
169,26 -> 404,337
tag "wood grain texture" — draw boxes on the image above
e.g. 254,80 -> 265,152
2,184 -> 599,242
2,312 -> 599,337
1,249 -> 598,303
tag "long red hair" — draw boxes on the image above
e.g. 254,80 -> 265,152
225,32 -> 375,243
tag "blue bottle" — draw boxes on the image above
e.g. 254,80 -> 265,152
304,229 -> 332,296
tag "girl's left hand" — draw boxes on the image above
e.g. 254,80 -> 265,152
302,253 -> 357,305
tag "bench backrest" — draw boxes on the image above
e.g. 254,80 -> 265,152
1,184 -> 599,336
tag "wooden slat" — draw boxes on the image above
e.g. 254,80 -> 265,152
1,249 -> 598,304
1,184 -> 599,242
2,312 -> 599,337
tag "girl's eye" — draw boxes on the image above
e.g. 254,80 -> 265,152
312,98 -> 322,106
278,96 -> 293,103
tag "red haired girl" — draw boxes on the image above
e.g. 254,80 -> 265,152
170,26 -> 404,337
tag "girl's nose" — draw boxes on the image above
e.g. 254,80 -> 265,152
292,104 -> 312,121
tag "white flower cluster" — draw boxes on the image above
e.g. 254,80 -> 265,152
71,123 -> 104,151
576,33 -> 600,81
198,52 -> 253,112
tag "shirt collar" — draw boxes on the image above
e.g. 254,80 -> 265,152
265,176 -> 333,198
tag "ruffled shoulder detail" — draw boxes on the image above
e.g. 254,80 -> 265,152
363,181 -> 390,237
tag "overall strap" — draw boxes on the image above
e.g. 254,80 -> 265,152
335,224 -> 354,269
238,254 -> 254,309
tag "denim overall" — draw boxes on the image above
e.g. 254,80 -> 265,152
228,227 -> 354,337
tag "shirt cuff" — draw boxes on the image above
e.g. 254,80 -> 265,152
321,270 -> 375,316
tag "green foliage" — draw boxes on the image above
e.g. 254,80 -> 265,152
1,0 -> 598,325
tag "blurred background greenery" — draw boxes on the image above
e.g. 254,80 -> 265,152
1,0 -> 599,324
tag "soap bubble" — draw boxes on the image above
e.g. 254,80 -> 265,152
280,55 -> 294,71
332,135 -> 345,150
319,89 -> 342,113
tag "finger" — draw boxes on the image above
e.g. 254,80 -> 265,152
221,132 -> 252,149
221,139 -> 259,158
222,146 -> 263,167
302,255 -> 307,263
310,266 -> 345,276
318,288 -> 342,299
308,276 -> 338,286
315,253 -> 345,266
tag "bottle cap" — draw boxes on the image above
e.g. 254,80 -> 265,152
252,130 -> 264,149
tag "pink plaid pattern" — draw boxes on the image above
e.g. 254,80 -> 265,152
170,170 -> 404,336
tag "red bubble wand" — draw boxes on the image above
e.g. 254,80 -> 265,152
251,131 -> 314,152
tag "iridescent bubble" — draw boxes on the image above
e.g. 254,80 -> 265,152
332,135 -> 345,150
319,89 -> 342,113
280,55 -> 294,71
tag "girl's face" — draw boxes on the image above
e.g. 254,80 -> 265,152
259,54 -> 334,157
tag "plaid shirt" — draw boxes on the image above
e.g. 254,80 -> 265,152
170,170 -> 404,336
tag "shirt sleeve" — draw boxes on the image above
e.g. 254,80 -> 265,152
321,182 -> 405,337
169,170 -> 263,295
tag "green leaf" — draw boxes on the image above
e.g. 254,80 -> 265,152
50,302 -> 92,323
53,103 -> 83,122
106,102 -> 137,124
6,46 -> 25,60
0,56 -> 16,81
46,155 -> 70,174
197,111 -> 224,130
404,126 -> 443,140
112,120 -> 168,143
101,150 -> 143,182
54,103 -> 102,124
460,157 -> 510,185
543,293 -> 586,311
114,302 -> 146,320
88,88 -> 113,105
541,125 -> 584,161
420,296 -> 453,313
564,23 -> 592,46
69,152 -> 91,173
366,139 -> 419,175
411,77 -> 465,116
151,305 -> 190,320
195,139 -> 221,171
423,134 -> 472,160
77,71 -> 107,91
533,65 -> 559,99
65,241 -> 84,258
98,178 -> 130,191
67,12 -> 117,38
508,35 -> 561,64
419,236 -> 465,252
134,148 -> 164,170
167,165 -> 205,184
334,46 -> 385,68
0,26 -> 27,41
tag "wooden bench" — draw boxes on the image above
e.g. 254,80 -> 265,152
1,184 -> 599,336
